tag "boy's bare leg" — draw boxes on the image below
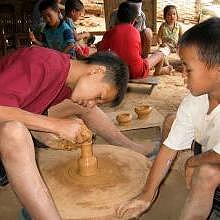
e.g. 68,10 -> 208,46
47,101 -> 154,155
0,121 -> 61,220
146,51 -> 173,76
180,164 -> 220,220
140,28 -> 153,58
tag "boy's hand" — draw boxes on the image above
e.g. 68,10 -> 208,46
115,189 -> 158,219
83,31 -> 91,39
56,118 -> 92,144
115,198 -> 151,219
29,31 -> 36,43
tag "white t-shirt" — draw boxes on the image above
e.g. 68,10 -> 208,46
164,93 -> 220,154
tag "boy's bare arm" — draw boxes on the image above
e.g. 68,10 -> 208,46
141,145 -> 177,200
116,145 -> 177,218
0,105 -> 84,141
157,24 -> 163,45
63,43 -> 75,53
73,30 -> 90,41
29,31 -> 43,47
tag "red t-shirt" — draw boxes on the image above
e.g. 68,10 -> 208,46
98,23 -> 149,79
0,46 -> 72,114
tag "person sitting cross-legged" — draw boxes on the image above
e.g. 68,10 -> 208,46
98,2 -> 172,79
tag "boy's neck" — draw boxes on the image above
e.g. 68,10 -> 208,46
66,60 -> 89,89
207,95 -> 220,114
50,20 -> 61,29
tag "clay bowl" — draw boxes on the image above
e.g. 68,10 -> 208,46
116,113 -> 132,126
134,105 -> 152,119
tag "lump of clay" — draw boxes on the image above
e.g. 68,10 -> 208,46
116,113 -> 132,126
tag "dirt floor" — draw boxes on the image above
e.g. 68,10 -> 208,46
0,6 -> 195,219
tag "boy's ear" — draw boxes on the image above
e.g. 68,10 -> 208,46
215,65 -> 220,81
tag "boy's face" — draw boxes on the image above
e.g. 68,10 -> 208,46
179,45 -> 218,96
71,9 -> 84,22
71,72 -> 118,108
41,8 -> 60,27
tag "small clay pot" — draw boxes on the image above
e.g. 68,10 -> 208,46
134,105 -> 152,119
116,113 -> 132,126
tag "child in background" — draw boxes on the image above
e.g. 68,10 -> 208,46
109,0 -> 153,58
157,5 -> 182,53
98,2 -> 172,79
32,0 -> 65,36
65,0 -> 94,57
30,0 -> 76,58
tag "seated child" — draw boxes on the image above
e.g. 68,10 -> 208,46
32,0 -> 65,36
109,0 -> 153,58
98,2 -> 172,79
30,0 -> 76,58
157,5 -> 183,53
64,0 -> 94,57
115,17 -> 220,219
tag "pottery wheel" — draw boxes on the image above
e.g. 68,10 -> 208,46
37,145 -> 152,220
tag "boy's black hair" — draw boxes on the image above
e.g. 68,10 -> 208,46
65,0 -> 84,15
178,17 -> 220,69
39,0 -> 59,12
163,5 -> 178,19
82,52 -> 129,107
117,2 -> 138,24
127,0 -> 142,2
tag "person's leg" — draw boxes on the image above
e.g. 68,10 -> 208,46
140,28 -> 153,58
180,164 -> 220,220
44,100 -> 153,154
146,51 -> 173,76
0,121 -> 61,220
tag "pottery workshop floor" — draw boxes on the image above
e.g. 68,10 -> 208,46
0,68 -> 191,220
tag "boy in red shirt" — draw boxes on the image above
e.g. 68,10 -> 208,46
98,2 -> 172,79
0,46 -> 151,219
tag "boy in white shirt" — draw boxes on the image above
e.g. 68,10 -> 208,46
116,17 -> 220,220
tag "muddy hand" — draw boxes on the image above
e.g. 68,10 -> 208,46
56,118 -> 91,144
115,199 -> 150,219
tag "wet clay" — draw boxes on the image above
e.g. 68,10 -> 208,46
38,145 -> 152,220
32,125 -> 93,150
134,105 -> 152,119
78,141 -> 98,176
116,113 -> 132,126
